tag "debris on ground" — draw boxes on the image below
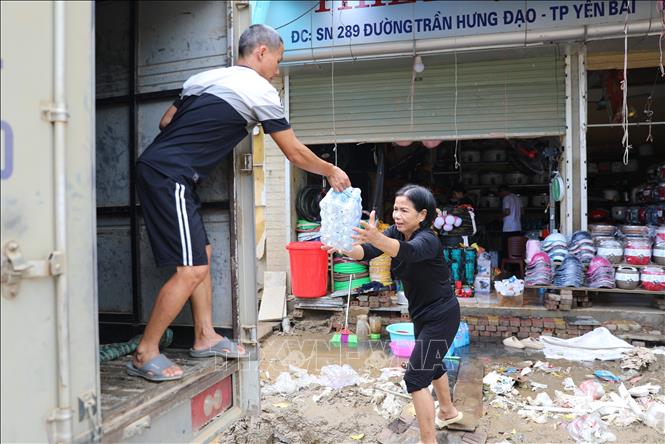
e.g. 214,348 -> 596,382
621,347 -> 657,371
567,413 -> 617,444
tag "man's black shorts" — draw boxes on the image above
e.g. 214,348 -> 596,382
136,162 -> 209,267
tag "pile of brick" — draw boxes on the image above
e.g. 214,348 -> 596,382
654,295 -> 665,310
574,291 -> 592,308
349,290 -> 396,308
544,291 -> 573,311
465,315 -> 597,339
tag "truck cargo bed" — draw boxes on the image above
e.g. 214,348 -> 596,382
100,349 -> 238,440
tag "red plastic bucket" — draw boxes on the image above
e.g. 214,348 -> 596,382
286,241 -> 328,298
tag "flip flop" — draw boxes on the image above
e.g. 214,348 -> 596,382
435,411 -> 464,429
520,337 -> 544,350
189,337 -> 249,359
126,354 -> 183,382
503,336 -> 526,349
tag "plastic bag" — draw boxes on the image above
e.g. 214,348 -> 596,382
320,187 -> 362,252
644,402 -> 665,434
319,364 -> 360,389
567,413 -> 617,443
578,380 -> 605,400
453,322 -> 470,348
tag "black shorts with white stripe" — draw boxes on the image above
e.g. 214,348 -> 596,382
136,162 -> 209,267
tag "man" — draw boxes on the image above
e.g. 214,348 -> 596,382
127,24 -> 350,381
448,184 -> 473,208
498,184 -> 522,260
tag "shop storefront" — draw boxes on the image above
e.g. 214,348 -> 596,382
254,1 -> 664,326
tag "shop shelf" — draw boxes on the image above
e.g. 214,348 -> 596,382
525,284 -> 660,294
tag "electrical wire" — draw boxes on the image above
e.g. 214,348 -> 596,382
296,186 -> 324,222
621,16 -> 632,165
274,2 -> 319,30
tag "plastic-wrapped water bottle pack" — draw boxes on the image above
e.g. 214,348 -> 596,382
320,187 -> 363,252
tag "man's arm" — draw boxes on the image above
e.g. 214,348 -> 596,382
159,105 -> 178,130
269,128 -> 351,192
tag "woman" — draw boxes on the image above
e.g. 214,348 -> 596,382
323,184 -> 463,443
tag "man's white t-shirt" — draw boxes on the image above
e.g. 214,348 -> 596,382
502,193 -> 522,232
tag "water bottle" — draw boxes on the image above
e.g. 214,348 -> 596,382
320,187 -> 362,252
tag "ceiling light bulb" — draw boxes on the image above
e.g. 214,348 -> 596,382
413,55 -> 425,73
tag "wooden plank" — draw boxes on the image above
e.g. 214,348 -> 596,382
447,360 -> 484,432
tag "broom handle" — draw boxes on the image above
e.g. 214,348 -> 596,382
344,274 -> 353,330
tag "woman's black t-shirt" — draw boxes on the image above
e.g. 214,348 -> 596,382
361,226 -> 454,321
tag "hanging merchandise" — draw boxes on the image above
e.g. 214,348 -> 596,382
553,255 -> 585,288
586,257 -> 616,289
296,186 -> 324,222
436,206 -> 477,237
319,187 -> 362,252
550,172 -> 565,202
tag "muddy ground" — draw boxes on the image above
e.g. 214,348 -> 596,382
216,320 -> 665,444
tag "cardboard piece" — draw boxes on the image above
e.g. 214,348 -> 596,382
258,272 -> 287,321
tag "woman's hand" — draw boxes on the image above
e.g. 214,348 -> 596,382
352,210 -> 381,245
320,244 -> 339,255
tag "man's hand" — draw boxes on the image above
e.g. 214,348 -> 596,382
327,165 -> 351,192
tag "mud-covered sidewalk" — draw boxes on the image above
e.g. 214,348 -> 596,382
217,320 -> 665,444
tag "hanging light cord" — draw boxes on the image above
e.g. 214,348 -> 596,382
454,51 -> 460,170
331,9 -> 338,166
621,16 -> 632,165
659,0 -> 665,76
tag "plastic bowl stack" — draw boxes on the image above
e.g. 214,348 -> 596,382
568,231 -> 596,264
589,224 -> 617,237
542,233 -> 568,265
596,238 -> 624,264
624,237 -> 652,265
554,255 -> 585,287
586,256 -> 615,288
640,266 -> 665,292
525,252 -> 553,286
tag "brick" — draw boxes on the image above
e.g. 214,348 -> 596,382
487,325 -> 497,332
467,317 -> 478,325
369,296 -> 379,303
477,325 -> 486,331
499,317 -> 510,326
478,318 -> 489,326
480,331 -> 491,337
360,301 -> 369,307
511,326 -> 519,333
502,331 -> 513,338
510,317 -> 521,327
369,301 -> 380,308
498,326 -> 508,332
467,324 -> 475,331
488,315 -> 499,326
357,295 -> 369,302
470,330 -> 479,337
531,327 -> 542,333
519,327 -> 530,333
521,319 -> 532,327
517,331 -> 529,339
532,319 -> 543,327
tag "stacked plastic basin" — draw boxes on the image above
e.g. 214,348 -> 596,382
542,232 -> 568,265
387,323 -> 467,358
